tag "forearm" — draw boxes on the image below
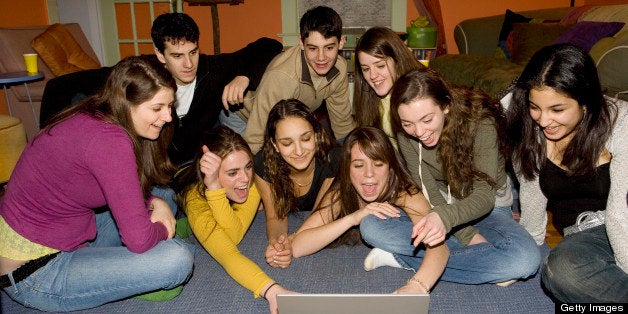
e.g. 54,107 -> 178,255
410,243 -> 449,292
291,212 -> 356,257
204,228 -> 273,298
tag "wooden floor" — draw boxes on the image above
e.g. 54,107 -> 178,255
545,211 -> 563,249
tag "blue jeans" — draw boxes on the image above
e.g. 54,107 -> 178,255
3,211 -> 195,312
541,225 -> 628,302
151,185 -> 179,216
219,109 -> 247,134
360,206 -> 540,284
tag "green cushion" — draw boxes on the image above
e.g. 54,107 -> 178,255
511,22 -> 573,65
134,285 -> 184,302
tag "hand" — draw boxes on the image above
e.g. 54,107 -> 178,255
352,202 -> 400,225
468,233 -> 488,245
265,234 -> 292,268
221,75 -> 250,110
393,280 -> 429,294
412,212 -> 446,247
264,283 -> 297,314
199,146 -> 222,191
149,197 -> 176,238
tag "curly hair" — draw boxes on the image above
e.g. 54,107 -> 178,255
391,68 -> 506,198
151,13 -> 199,54
318,127 -> 420,246
44,56 -> 177,198
505,44 -> 615,180
262,99 -> 335,219
353,26 -> 424,128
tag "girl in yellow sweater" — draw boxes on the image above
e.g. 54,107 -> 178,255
175,126 -> 294,314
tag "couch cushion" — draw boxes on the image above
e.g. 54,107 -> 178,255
31,24 -> 100,76
494,10 -> 533,60
593,31 -> 628,99
552,21 -> 625,52
511,22 -> 574,65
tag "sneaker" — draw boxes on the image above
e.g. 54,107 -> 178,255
364,248 -> 402,271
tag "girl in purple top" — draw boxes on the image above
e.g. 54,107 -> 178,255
0,56 -> 194,312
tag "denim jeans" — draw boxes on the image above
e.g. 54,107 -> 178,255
3,211 -> 195,312
218,109 -> 247,134
151,185 -> 179,216
360,206 -> 541,284
541,225 -> 628,302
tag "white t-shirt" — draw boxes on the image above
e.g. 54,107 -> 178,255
175,78 -> 196,118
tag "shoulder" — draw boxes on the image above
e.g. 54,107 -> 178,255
607,98 -> 628,154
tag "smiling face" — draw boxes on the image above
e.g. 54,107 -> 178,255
349,144 -> 390,203
130,88 -> 174,140
397,97 -> 448,147
272,116 -> 317,172
155,40 -> 199,86
528,86 -> 585,146
358,52 -> 397,97
299,31 -> 345,77
218,150 -> 253,204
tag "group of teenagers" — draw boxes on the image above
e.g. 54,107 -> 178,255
1,5 -> 626,313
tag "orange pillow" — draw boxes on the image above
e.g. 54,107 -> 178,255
31,23 -> 100,76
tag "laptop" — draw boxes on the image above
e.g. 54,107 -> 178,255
277,293 -> 430,314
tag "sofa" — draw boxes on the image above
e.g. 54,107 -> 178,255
431,5 -> 628,100
0,23 -> 100,140
1,210 -> 556,313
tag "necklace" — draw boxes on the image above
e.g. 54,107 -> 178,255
292,166 -> 315,187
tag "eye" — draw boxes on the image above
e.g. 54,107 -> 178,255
361,67 -> 370,73
352,162 -> 364,169
302,135 -> 312,142
227,170 -> 238,177
401,122 -> 412,128
246,161 -> 253,170
190,50 -> 198,56
374,161 -> 385,167
423,119 -> 432,123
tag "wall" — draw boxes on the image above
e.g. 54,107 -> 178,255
0,0 -> 624,114
0,0 -> 48,115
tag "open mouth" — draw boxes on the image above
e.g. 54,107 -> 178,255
361,183 -> 377,196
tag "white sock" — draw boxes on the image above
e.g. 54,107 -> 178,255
364,248 -> 402,271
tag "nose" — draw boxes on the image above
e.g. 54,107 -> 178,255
316,49 -> 325,61
369,68 -> 379,80
364,163 -> 374,178
412,125 -> 424,139
162,108 -> 173,122
240,170 -> 250,183
536,110 -> 552,128
183,55 -> 193,68
294,141 -> 303,156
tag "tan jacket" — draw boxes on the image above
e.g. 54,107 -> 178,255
240,45 -> 355,153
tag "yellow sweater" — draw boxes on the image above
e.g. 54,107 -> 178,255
184,184 -> 273,297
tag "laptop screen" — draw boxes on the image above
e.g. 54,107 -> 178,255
277,293 -> 430,314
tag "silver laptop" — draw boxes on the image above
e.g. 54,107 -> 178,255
277,293 -> 430,314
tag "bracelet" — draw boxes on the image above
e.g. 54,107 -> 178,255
407,277 -> 430,294
261,282 -> 278,299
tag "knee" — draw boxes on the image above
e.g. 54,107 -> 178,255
359,215 -> 385,245
500,236 -> 542,279
159,240 -> 195,284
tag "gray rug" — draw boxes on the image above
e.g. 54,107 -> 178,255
2,210 -> 555,313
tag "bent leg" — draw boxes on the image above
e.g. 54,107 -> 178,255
4,239 -> 195,312
542,225 -> 628,303
361,206 -> 541,284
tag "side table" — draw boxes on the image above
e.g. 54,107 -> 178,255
0,71 -> 44,128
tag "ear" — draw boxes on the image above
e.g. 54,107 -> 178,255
298,37 -> 305,51
338,35 -> 346,50
155,46 -> 166,64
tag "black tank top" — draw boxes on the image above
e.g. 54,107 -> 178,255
539,159 -> 610,232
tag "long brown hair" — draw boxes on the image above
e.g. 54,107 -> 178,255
44,55 -> 177,197
262,99 -> 335,219
174,125 -> 253,206
391,69 -> 506,198
353,26 -> 424,128
318,127 -> 419,247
